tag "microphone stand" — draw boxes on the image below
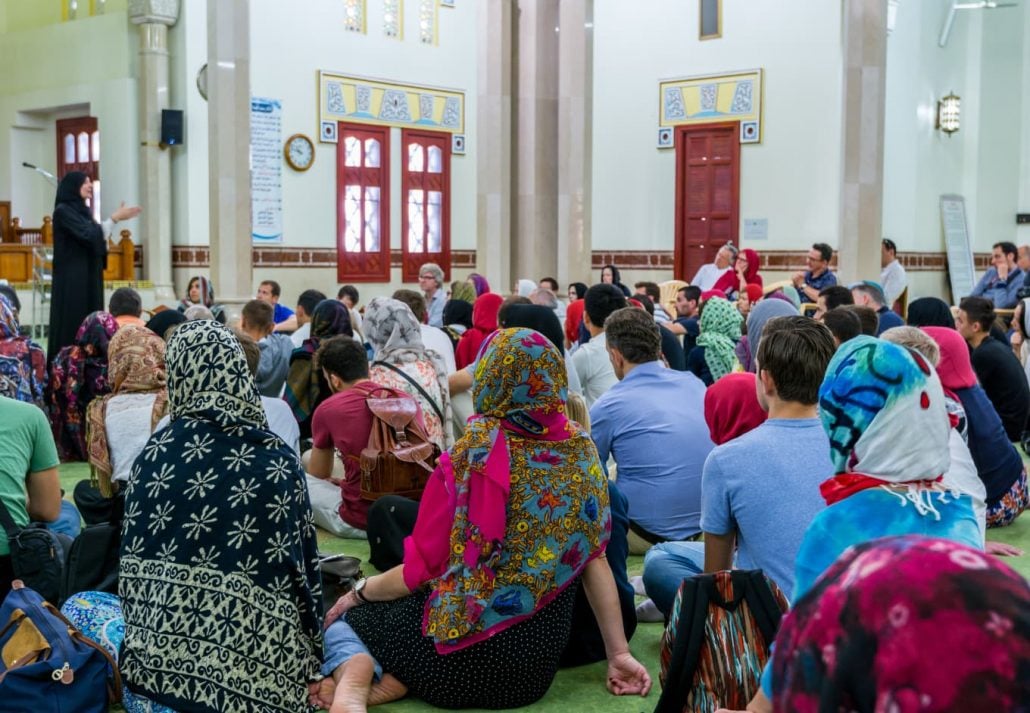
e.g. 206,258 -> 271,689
21,162 -> 58,187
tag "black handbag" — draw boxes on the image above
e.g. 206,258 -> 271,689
318,554 -> 363,614
0,499 -> 66,604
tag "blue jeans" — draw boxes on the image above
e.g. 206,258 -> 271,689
323,617 -> 383,681
642,541 -> 706,617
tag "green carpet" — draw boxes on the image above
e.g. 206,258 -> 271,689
57,459 -> 1030,713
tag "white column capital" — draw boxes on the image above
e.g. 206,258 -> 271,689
128,0 -> 180,27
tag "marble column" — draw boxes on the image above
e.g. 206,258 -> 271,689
129,0 -> 179,303
838,0 -> 888,285
513,0 -> 560,285
556,0 -> 593,286
206,0 -> 251,323
476,0 -> 514,293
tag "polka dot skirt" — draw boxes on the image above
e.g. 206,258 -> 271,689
346,583 -> 578,708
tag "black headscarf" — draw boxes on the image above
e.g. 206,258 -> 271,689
569,282 -> 588,300
146,309 -> 187,341
601,264 -> 631,297
54,171 -> 94,220
907,297 -> 955,329
443,299 -> 473,329
500,304 -> 566,356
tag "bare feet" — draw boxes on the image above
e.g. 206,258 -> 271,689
986,541 -> 1024,557
368,674 -> 408,706
324,654 -> 376,713
313,656 -> 407,711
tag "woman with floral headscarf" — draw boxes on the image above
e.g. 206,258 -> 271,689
686,296 -> 742,385
48,311 -> 119,460
365,297 -> 453,449
62,320 -> 323,713
0,294 -> 46,408
733,336 -> 982,713
284,299 -> 353,438
770,535 -> 1030,713
84,326 -> 168,497
313,328 -> 650,711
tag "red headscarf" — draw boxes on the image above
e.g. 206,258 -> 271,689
745,284 -> 764,305
455,293 -> 504,369
703,372 -> 768,445
922,326 -> 978,391
712,248 -> 764,294
564,299 -> 585,347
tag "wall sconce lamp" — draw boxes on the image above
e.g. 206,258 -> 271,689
936,93 -> 961,135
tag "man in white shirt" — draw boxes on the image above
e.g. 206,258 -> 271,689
879,238 -> 907,307
690,242 -> 737,291
572,284 -> 628,407
290,289 -> 327,348
392,289 -> 456,374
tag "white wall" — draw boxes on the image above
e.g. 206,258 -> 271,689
591,0 -> 843,253
0,12 -> 138,229
883,1 -> 1030,254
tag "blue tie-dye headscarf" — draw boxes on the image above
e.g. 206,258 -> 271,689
818,336 -> 950,482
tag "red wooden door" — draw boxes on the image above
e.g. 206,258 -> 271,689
337,123 -> 391,282
674,123 -> 740,281
400,129 -> 450,283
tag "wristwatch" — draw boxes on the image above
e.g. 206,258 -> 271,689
353,577 -> 370,604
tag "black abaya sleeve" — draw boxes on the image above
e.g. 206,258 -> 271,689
54,204 -> 108,260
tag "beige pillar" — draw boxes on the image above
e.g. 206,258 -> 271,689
129,0 -> 179,303
513,0 -> 560,285
838,0 -> 888,284
476,0 -> 514,293
556,0 -> 593,286
206,0 -> 251,323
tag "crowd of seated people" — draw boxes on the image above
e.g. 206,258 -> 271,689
3,239 -> 1030,713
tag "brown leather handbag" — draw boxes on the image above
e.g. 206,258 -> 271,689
360,387 -> 440,501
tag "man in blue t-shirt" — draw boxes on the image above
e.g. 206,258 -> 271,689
257,279 -> 295,330
641,316 -> 837,616
792,242 -> 837,303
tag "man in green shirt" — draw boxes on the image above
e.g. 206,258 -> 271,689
0,395 -> 61,590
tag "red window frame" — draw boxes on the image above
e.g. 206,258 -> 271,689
400,129 -> 450,283
56,116 -> 101,221
337,123 -> 391,283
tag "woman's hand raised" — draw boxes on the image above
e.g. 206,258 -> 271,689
605,650 -> 652,697
111,202 -> 142,223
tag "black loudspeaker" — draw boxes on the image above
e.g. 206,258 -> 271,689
161,109 -> 184,146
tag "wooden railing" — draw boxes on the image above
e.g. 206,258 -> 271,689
0,215 -> 135,283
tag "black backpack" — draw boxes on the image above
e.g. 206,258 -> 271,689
0,499 -> 67,604
61,521 -> 120,605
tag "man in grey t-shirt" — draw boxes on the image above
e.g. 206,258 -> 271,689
641,317 -> 837,615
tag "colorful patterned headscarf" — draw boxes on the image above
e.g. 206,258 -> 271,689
364,297 -> 452,441
85,326 -> 168,495
696,297 -> 742,382
49,311 -> 119,460
771,535 -> 1030,713
818,336 -> 951,506
119,319 -> 322,712
423,328 -> 610,652
284,299 -> 353,423
0,294 -> 46,408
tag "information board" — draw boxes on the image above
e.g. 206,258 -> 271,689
940,195 -> 975,302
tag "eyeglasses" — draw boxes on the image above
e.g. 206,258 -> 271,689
418,275 -> 435,280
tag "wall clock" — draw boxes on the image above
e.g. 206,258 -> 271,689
284,133 -> 315,171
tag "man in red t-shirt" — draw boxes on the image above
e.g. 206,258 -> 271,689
307,336 -> 427,539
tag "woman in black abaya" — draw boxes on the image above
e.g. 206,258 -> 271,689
47,172 -> 140,361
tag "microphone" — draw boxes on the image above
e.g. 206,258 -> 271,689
22,162 -> 58,186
